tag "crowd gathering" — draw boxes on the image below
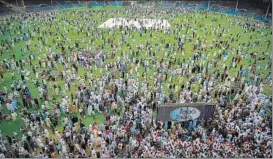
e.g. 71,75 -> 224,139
0,4 -> 272,158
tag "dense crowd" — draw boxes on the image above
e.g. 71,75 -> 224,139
0,5 -> 272,158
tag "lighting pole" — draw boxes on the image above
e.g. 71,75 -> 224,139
235,0 -> 239,11
265,1 -> 271,19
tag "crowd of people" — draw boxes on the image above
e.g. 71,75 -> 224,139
0,4 -> 272,158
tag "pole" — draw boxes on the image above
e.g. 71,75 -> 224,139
51,0 -> 53,6
235,0 -> 239,11
265,1 -> 271,19
208,0 -> 210,8
16,0 -> 18,7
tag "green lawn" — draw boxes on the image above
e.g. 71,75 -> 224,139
0,6 -> 272,139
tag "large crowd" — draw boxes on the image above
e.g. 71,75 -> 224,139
0,4 -> 272,158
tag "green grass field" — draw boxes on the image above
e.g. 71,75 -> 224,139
0,6 -> 272,139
